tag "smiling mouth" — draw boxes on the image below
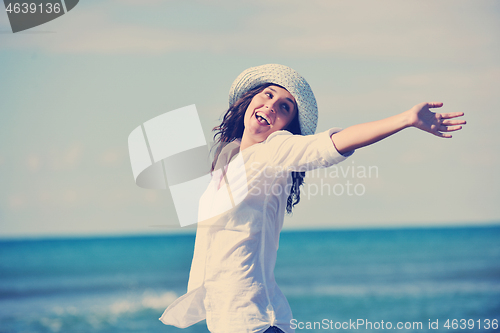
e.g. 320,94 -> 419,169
255,112 -> 270,125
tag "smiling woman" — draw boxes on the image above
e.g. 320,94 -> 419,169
211,82 -> 304,215
241,85 -> 298,149
157,64 -> 465,333
159,64 -> 339,333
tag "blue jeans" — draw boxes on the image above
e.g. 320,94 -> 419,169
263,327 -> 285,333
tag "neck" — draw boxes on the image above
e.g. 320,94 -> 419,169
239,132 -> 262,151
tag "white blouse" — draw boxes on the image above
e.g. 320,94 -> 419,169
160,127 -> 354,333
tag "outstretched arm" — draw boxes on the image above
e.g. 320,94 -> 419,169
330,102 -> 466,155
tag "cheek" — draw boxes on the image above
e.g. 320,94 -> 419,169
243,107 -> 253,126
287,110 -> 297,127
281,112 -> 294,125
273,117 -> 288,131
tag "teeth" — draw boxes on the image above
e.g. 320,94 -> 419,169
256,112 -> 270,125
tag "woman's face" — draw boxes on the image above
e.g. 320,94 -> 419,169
242,85 -> 297,143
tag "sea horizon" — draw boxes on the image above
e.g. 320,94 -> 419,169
1,220 -> 499,242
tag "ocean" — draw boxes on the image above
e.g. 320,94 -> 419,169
0,226 -> 499,333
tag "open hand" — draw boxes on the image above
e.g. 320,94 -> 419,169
408,102 -> 466,138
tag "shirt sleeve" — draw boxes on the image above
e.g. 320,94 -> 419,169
256,127 -> 354,172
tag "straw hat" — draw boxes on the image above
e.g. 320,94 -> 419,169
229,64 -> 318,136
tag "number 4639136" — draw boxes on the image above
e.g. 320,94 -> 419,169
5,2 -> 62,14
444,319 -> 498,330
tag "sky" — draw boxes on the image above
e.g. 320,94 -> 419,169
0,0 -> 499,238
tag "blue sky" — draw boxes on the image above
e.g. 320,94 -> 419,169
1,0 -> 499,238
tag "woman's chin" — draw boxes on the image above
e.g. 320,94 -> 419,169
244,128 -> 271,142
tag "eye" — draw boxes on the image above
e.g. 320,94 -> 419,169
281,104 -> 290,112
265,91 -> 273,99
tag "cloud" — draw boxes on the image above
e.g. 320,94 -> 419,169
0,0 -> 497,62
99,149 -> 126,167
252,0 -> 498,61
8,193 -> 26,210
20,145 -> 84,174
26,153 -> 42,172
113,0 -> 165,5
393,68 -> 500,94
48,144 -> 83,171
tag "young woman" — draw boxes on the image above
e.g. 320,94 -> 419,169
159,64 -> 465,333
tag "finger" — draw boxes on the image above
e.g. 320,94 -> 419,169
439,112 -> 465,119
442,119 -> 467,126
439,125 -> 463,132
434,131 -> 452,138
427,102 -> 444,109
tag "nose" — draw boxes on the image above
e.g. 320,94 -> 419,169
265,102 -> 276,113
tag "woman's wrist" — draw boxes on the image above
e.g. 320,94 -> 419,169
401,109 -> 416,129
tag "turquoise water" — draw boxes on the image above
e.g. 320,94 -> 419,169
0,226 -> 499,332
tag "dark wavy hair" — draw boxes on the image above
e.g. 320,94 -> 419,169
211,83 -> 305,214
